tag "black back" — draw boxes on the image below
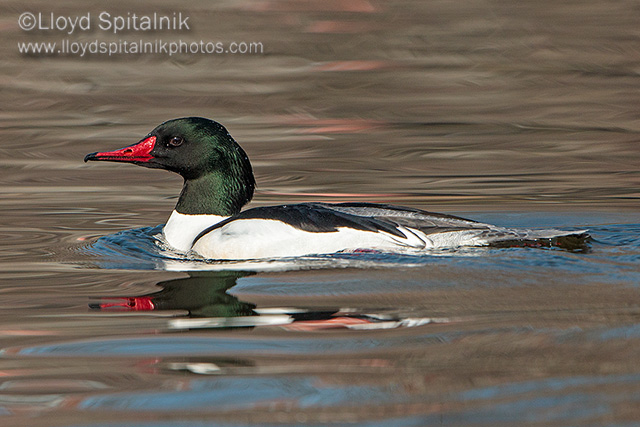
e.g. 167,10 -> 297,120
193,202 -> 485,245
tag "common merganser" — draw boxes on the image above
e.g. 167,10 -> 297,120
84,117 -> 588,259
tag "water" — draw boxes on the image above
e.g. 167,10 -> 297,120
2,0 -> 640,425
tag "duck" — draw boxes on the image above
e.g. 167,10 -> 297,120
84,117 -> 588,259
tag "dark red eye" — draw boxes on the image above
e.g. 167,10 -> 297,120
169,136 -> 184,147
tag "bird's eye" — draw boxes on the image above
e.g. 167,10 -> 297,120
168,136 -> 184,147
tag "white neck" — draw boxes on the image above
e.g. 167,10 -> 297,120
162,210 -> 228,252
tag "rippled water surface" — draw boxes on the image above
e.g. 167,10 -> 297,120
2,0 -> 640,425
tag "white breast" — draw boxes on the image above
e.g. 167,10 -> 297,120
162,210 -> 228,252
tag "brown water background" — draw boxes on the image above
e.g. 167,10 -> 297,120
1,0 -> 639,425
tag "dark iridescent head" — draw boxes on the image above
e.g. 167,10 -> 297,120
85,117 -> 255,215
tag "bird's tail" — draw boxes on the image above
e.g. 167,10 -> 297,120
482,228 -> 591,252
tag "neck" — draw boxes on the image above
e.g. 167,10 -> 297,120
175,171 -> 253,216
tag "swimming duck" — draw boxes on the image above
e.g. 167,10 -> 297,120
84,117 -> 588,259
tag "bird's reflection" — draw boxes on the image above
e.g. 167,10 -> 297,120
90,271 -> 444,331
90,271 -> 256,318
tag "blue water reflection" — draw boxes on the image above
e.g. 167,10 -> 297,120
78,377 -> 402,411
11,332 -> 449,357
69,416 -> 430,427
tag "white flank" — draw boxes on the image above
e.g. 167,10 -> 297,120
190,218 -> 486,260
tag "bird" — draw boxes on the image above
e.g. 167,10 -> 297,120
84,117 -> 589,259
